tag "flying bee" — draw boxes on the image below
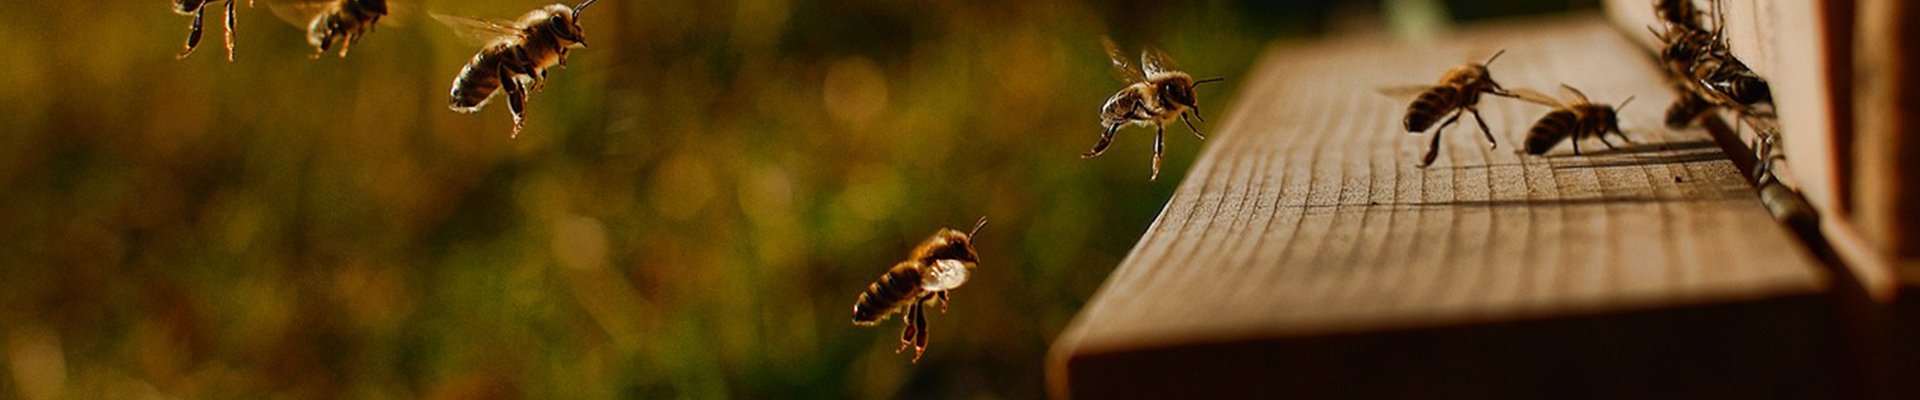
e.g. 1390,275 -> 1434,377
1082,38 -> 1225,181
1510,84 -> 1637,156
268,0 -> 389,58
852,217 -> 987,362
436,0 -> 598,138
1378,50 -> 1513,167
173,0 -> 248,61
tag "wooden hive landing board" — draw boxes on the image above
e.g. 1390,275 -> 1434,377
1048,15 -> 1838,399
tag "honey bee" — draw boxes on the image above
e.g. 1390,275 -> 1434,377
268,0 -> 389,58
852,217 -> 987,362
1379,50 -> 1513,167
1510,84 -> 1636,155
1081,38 -> 1224,181
1690,56 -> 1772,107
1649,0 -> 1773,129
173,0 -> 247,61
437,0 -> 598,138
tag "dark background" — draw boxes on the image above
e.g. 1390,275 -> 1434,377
0,0 -> 1589,398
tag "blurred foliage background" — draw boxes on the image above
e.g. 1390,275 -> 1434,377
0,0 -> 1589,398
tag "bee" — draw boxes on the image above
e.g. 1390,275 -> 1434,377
173,0 -> 247,61
852,217 -> 988,362
1649,0 -> 1773,128
436,0 -> 598,138
1510,84 -> 1636,156
268,0 -> 389,58
1379,50 -> 1513,167
1081,38 -> 1224,181
1690,56 -> 1772,107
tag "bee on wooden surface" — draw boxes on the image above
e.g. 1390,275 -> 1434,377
1082,38 -> 1225,181
1650,0 -> 1772,124
1690,56 -> 1772,107
173,0 -> 248,61
852,217 -> 988,362
268,0 -> 389,58
437,0 -> 598,138
1510,84 -> 1636,156
1378,50 -> 1513,167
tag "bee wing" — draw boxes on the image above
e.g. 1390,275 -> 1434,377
1140,45 -> 1178,77
1102,37 -> 1145,83
1558,84 -> 1591,104
431,13 -> 524,46
1374,84 -> 1433,103
267,0 -> 335,28
1507,87 -> 1565,108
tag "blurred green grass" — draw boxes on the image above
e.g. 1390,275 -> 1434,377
0,0 -> 1587,398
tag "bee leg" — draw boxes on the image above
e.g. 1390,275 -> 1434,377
937,291 -> 950,313
1420,111 -> 1464,168
911,296 -> 931,362
337,32 -> 355,58
223,0 -> 236,62
499,66 -> 530,138
1572,135 -> 1584,155
177,6 -> 205,59
311,41 -> 328,59
1150,126 -> 1165,181
896,301 -> 920,354
1181,113 -> 1206,140
1614,129 -> 1635,143
1469,107 -> 1497,150
1080,124 -> 1120,159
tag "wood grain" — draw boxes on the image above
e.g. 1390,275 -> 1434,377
1047,15 -> 1838,399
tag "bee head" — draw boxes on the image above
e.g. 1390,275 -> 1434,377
1162,75 -> 1225,111
548,1 -> 593,46
1604,95 -> 1634,132
1159,77 -> 1198,109
1474,49 -> 1507,93
355,0 -> 388,14
918,217 -> 987,265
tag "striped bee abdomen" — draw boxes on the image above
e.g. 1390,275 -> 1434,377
450,46 -> 510,113
1716,74 -> 1771,105
1404,86 -> 1460,133
1525,109 -> 1579,155
852,262 -> 925,325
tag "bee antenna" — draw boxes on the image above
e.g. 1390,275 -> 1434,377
1483,49 -> 1507,66
1617,95 -> 1637,110
573,0 -> 598,17
1192,77 -> 1226,87
968,216 -> 989,238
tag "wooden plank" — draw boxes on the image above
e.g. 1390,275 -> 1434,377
1855,0 -> 1920,397
1047,15 -> 1839,399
